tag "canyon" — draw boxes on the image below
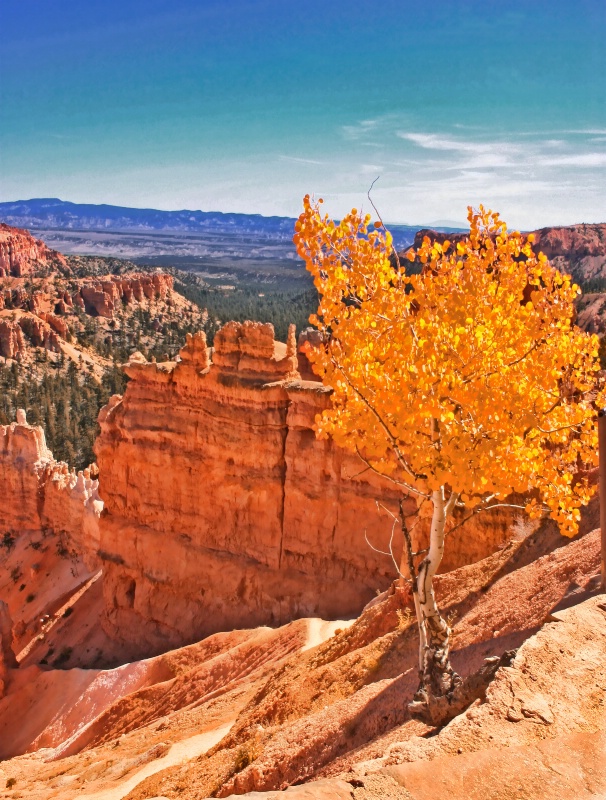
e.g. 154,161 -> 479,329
0,225 -> 175,360
0,220 -> 604,799
0,320 -> 516,663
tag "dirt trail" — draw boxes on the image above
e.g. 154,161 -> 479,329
303,618 -> 354,652
78,721 -> 234,800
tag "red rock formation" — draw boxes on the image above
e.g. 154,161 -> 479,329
532,222 -> 606,282
297,327 -> 324,381
38,312 -> 69,339
0,410 -> 53,534
17,313 -> 61,352
179,330 -> 211,370
0,410 -> 101,566
95,324 -> 515,657
0,223 -> 68,277
0,309 -> 66,358
79,283 -> 115,318
0,224 -> 173,327
0,319 -> 25,358
114,527 -> 602,800
27,291 -> 48,316
76,274 -> 174,318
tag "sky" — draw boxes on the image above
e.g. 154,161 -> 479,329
1,0 -> 605,228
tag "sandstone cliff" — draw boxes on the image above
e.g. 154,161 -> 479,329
0,223 -> 68,278
0,318 -> 26,359
77,273 -> 174,318
0,412 -> 104,671
531,222 -> 606,283
0,410 -> 101,566
95,323 -> 516,657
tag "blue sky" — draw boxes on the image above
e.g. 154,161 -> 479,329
1,0 -> 605,227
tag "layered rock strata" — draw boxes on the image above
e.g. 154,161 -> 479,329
77,273 -> 174,318
95,323 -> 515,656
0,601 -> 16,698
0,223 -> 68,277
532,222 -> 606,282
0,411 -> 102,568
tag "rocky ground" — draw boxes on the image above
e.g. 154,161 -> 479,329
0,506 -> 603,800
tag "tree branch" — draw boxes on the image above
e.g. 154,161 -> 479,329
445,500 -> 533,536
355,447 -> 430,499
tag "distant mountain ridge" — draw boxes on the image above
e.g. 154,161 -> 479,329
0,198 -> 297,237
0,198 -> 464,248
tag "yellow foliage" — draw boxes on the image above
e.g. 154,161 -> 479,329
294,198 -> 602,537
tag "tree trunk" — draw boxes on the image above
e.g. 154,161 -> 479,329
408,487 -> 462,724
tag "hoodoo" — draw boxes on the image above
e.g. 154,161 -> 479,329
0,411 -> 102,565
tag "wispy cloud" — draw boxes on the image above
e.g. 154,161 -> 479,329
278,155 -> 323,165
397,132 -> 505,154
397,128 -> 606,172
341,119 -> 380,141
537,153 -> 606,167
397,132 -> 523,171
322,121 -> 606,228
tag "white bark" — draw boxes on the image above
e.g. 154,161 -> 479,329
412,486 -> 461,704
417,488 -> 447,620
412,591 -> 426,673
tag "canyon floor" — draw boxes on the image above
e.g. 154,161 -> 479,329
1,509 -> 604,800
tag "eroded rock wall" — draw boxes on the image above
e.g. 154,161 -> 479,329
76,273 -> 174,318
0,223 -> 68,278
95,323 -> 514,657
0,412 -> 102,568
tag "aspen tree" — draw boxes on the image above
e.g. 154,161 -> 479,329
294,197 -> 601,719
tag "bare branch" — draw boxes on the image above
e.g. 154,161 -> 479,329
365,517 -> 404,579
357,447 -> 430,498
366,176 -> 402,268
376,500 -> 400,522
343,463 -> 372,481
364,530 -> 393,558
446,500 -> 531,536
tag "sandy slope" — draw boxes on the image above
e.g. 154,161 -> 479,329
78,722 -> 234,800
0,615 -> 348,800
125,527 -> 602,799
0,523 -> 603,800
